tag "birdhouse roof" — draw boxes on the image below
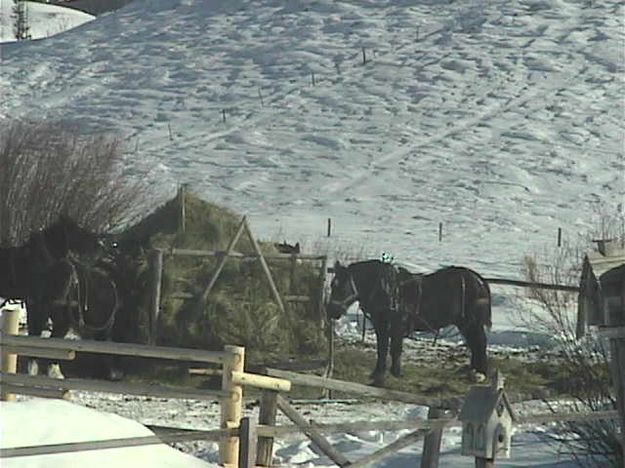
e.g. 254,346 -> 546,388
459,387 -> 516,422
584,249 -> 625,280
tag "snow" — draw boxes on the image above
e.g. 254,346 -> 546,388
0,0 -> 622,466
0,398 -> 217,467
0,0 -> 93,42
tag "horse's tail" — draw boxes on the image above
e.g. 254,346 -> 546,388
476,275 -> 492,330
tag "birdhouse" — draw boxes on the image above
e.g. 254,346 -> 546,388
577,241 -> 625,338
459,371 -> 515,459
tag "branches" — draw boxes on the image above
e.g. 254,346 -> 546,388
0,120 -> 143,247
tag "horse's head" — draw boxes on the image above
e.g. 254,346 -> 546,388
52,215 -> 106,257
326,260 -> 359,320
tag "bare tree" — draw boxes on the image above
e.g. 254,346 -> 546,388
0,120 -> 142,247
516,215 -> 623,467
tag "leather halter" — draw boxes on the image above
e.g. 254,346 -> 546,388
329,275 -> 359,312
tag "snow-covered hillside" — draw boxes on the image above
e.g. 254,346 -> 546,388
1,0 -> 622,278
0,0 -> 93,42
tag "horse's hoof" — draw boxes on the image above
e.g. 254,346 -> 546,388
108,368 -> 124,381
47,364 -> 65,380
28,360 -> 39,376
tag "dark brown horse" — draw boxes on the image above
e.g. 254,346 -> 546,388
326,260 -> 491,385
0,216 -> 119,377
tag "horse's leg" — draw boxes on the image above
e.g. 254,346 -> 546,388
462,322 -> 487,383
25,299 -> 45,376
371,313 -> 389,385
390,314 -> 404,378
47,304 -> 70,379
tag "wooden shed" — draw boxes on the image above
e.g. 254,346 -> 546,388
577,240 -> 625,338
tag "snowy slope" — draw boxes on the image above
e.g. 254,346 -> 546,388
0,0 -> 622,278
0,0 -> 93,42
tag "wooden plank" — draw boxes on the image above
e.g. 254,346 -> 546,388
0,333 -> 227,364
0,372 -> 230,401
257,390 -> 278,467
484,277 -> 579,292
2,384 -> 70,400
244,219 -> 287,317
284,295 -> 311,303
276,394 -> 351,467
238,417 -> 257,468
516,409 -> 620,425
421,407 -> 445,468
170,248 -> 326,261
231,371 -> 291,392
3,345 -> 75,361
1,428 -> 233,459
597,326 -> 625,339
350,429 -> 425,468
266,368 -> 450,407
201,217 -> 247,302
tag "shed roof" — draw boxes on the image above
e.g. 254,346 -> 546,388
459,387 -> 516,422
585,248 -> 625,280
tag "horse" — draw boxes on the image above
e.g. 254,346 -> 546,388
326,260 -> 491,385
0,215 -> 119,377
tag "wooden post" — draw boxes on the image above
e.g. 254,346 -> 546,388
362,47 -> 366,64
438,222 -> 443,242
201,217 -> 246,302
148,249 -> 164,346
317,257 -> 327,329
258,88 -> 264,107
222,109 -> 226,123
323,319 -> 335,399
557,227 -> 562,247
243,219 -> 287,317
416,25 -> 421,41
327,218 -> 332,237
220,345 -> 245,466
421,407 -> 445,468
177,184 -> 187,234
311,72 -> 316,86
168,122 -> 173,141
256,390 -> 278,466
238,417 -> 257,468
1,309 -> 20,401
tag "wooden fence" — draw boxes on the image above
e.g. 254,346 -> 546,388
1,316 -> 621,467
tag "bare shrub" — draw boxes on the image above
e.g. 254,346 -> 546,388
516,213 -> 623,467
0,120 -> 143,246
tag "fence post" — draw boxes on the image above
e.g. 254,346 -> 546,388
327,218 -> 332,237
177,184 -> 187,234
1,308 -> 20,401
438,222 -> 443,242
148,249 -> 164,346
323,319 -> 335,398
420,407 -> 444,468
239,416 -> 258,468
220,345 -> 245,466
257,390 -> 278,466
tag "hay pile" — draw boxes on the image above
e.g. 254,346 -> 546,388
114,191 -> 327,362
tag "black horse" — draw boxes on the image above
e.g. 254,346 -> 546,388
0,216 -> 120,377
326,260 -> 491,385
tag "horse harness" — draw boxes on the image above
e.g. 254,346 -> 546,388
63,253 -> 118,334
